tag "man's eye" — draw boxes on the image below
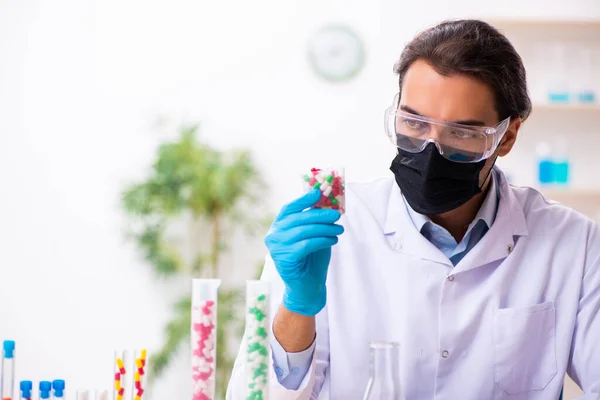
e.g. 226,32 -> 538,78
450,130 -> 475,139
404,119 -> 427,130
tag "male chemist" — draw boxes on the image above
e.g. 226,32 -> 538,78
226,19 -> 600,399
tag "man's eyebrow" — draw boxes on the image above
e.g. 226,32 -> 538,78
399,105 -> 487,127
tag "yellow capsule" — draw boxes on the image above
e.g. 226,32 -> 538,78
141,349 -> 147,359
115,381 -> 121,390
136,359 -> 143,369
135,371 -> 141,381
117,358 -> 125,369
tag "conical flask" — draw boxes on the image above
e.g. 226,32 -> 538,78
362,341 -> 404,400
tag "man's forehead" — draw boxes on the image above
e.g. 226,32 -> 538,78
401,60 -> 499,124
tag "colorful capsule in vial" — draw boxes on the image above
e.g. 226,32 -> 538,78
113,350 -> 129,400
132,349 -> 147,400
302,167 -> 346,214
191,279 -> 221,400
245,280 -> 270,400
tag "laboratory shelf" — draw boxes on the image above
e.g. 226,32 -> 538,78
541,188 -> 600,197
486,19 -> 600,29
539,188 -> 600,220
532,103 -> 600,112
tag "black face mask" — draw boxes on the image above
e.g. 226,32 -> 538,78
390,142 -> 491,215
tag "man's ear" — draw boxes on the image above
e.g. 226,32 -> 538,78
497,118 -> 521,157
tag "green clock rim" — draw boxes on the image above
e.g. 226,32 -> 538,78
307,24 -> 367,83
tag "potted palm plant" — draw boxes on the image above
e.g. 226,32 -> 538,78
121,124 -> 269,397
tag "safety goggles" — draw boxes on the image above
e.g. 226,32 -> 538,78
384,94 -> 511,163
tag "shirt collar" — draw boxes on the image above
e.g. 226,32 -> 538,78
380,167 -> 528,267
402,170 -> 499,234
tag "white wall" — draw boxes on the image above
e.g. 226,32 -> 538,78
1,0 -> 599,398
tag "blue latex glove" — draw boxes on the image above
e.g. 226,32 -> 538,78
265,189 -> 345,316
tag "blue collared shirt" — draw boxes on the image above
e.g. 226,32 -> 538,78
270,172 -> 501,389
404,171 -> 499,265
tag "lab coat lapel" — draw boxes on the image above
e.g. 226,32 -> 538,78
453,170 -> 529,273
384,181 -> 453,266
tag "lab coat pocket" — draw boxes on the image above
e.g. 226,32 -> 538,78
492,301 -> 558,395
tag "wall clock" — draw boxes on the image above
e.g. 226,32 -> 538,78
307,25 -> 366,83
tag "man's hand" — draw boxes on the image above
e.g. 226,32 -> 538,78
265,189 -> 344,350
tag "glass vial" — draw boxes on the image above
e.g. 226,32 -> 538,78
362,342 -> 404,400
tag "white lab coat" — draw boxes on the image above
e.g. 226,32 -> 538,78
227,169 -> 600,400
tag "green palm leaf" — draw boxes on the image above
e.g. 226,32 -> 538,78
121,123 -> 271,395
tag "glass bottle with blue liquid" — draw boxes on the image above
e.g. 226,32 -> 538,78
536,142 -> 554,185
536,140 -> 570,187
552,139 -> 570,186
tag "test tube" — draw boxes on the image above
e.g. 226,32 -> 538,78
19,381 -> 32,400
51,380 -> 65,400
75,391 -> 90,400
39,382 -> 51,400
113,350 -> 129,400
1,340 -> 16,400
245,280 -> 270,400
96,390 -> 109,400
191,279 -> 221,400
131,349 -> 147,400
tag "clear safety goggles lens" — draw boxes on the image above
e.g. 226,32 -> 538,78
384,100 -> 510,163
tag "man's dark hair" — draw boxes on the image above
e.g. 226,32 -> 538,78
394,19 -> 532,122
